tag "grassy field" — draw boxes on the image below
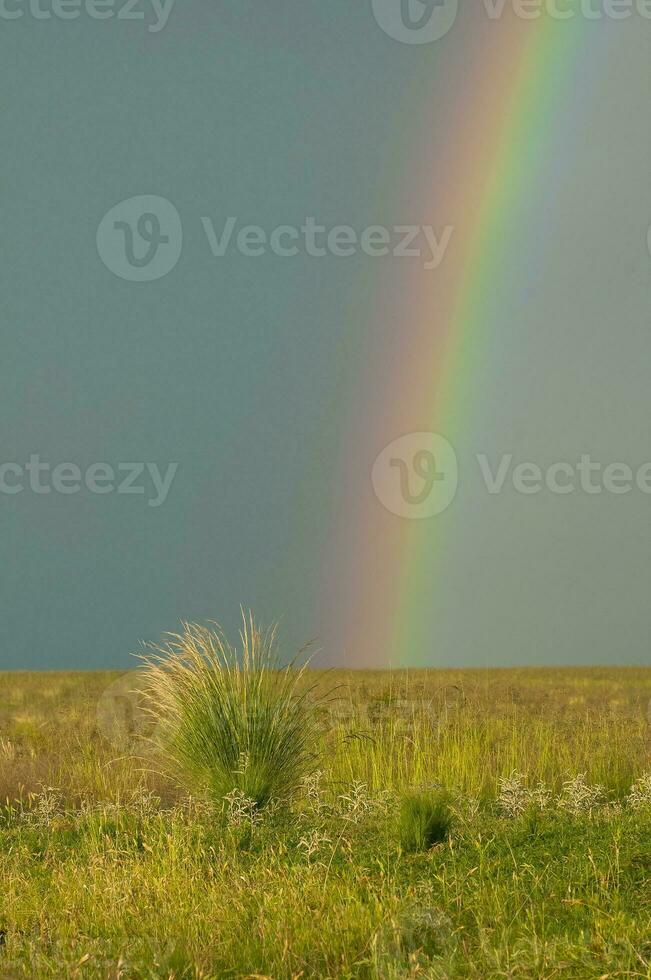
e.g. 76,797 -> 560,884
1,666 -> 650,978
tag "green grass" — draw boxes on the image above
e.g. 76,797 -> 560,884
0,664 -> 650,978
398,789 -> 452,852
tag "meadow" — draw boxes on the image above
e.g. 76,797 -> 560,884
1,660 -> 650,978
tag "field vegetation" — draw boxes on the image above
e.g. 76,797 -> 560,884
0,637 -> 649,978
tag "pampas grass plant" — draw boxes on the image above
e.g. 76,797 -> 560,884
139,613 -> 321,810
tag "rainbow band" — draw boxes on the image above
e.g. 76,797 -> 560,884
323,12 -> 593,666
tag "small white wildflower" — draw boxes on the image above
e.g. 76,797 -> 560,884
530,781 -> 552,811
301,770 -> 326,813
28,786 -> 64,827
223,788 -> 260,828
497,771 -> 530,818
627,772 -> 651,810
558,773 -> 605,815
496,773 -> 551,818
337,781 -> 373,822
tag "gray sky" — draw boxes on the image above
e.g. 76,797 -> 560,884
1,1 -> 649,669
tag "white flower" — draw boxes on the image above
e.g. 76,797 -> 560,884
627,772 -> 651,810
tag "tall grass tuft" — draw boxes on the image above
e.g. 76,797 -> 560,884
140,613 -> 321,810
399,790 -> 452,852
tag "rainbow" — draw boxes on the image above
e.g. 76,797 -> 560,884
319,10 -> 599,666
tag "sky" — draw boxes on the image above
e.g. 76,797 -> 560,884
1,0 -> 649,669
